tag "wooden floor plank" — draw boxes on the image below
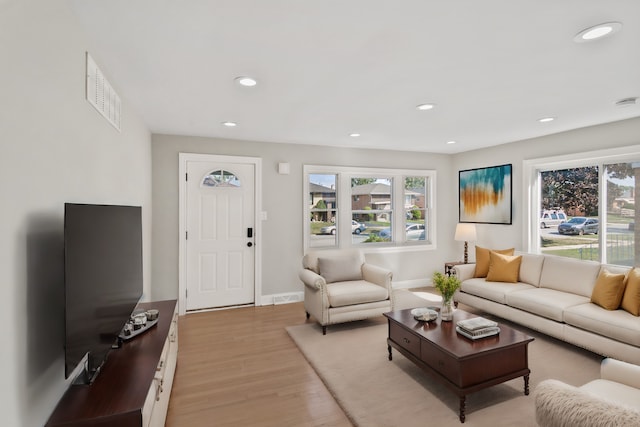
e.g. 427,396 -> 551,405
165,302 -> 352,427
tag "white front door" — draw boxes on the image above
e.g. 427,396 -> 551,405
184,159 -> 256,310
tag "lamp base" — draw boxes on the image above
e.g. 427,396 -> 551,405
463,241 -> 469,264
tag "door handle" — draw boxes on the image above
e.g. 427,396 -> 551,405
247,227 -> 253,238
247,242 -> 253,247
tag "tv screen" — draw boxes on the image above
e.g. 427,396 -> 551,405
64,203 -> 143,382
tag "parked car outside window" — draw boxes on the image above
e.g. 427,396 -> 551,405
320,220 -> 366,235
557,217 -> 599,235
540,209 -> 567,228
378,223 -> 425,240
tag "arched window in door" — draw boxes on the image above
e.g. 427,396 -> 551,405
202,170 -> 241,187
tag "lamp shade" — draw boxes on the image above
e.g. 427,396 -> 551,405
454,223 -> 477,242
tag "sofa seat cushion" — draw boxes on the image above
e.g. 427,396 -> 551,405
563,303 -> 640,346
581,379 -> 640,411
506,288 -> 589,322
461,278 -> 536,304
326,280 -> 389,308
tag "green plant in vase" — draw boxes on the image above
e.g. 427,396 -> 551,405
432,272 -> 461,321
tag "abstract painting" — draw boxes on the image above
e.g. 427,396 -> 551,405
459,164 -> 512,224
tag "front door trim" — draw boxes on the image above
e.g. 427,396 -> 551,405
178,152 -> 263,315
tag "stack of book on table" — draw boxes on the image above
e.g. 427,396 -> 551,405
456,317 -> 500,340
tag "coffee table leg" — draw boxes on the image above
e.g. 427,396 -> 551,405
524,374 -> 530,396
387,345 -> 392,361
459,395 -> 466,423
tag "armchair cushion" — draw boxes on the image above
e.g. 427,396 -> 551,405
327,281 -> 389,307
318,255 -> 363,283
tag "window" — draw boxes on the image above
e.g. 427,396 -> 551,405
525,146 -> 640,267
304,165 -> 435,250
202,170 -> 240,187
308,174 -> 337,248
539,166 -> 600,261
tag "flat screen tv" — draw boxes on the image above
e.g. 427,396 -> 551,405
64,203 -> 143,384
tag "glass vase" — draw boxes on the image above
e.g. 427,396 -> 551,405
441,298 -> 455,321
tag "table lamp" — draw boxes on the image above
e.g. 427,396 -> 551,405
454,223 -> 477,264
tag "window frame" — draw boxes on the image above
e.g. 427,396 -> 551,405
303,165 -> 436,252
523,144 -> 640,264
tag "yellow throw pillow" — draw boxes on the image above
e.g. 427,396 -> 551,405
621,267 -> 640,316
486,252 -> 522,283
474,246 -> 515,278
591,269 -> 626,310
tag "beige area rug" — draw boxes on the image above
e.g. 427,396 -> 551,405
287,308 -> 603,427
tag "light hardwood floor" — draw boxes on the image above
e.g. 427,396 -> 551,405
165,302 -> 353,427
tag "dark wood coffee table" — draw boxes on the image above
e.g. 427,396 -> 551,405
384,308 -> 534,423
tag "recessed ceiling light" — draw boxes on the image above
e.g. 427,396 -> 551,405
235,76 -> 257,87
416,103 -> 435,111
446,141 -> 456,145
349,133 -> 361,137
538,117 -> 555,123
222,121 -> 237,127
574,22 -> 622,42
615,97 -> 638,107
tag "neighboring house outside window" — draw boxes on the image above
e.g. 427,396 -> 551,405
304,165 -> 435,250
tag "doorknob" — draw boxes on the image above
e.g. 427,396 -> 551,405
247,242 -> 253,247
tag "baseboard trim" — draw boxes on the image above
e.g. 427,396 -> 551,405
259,280 -> 430,307
393,278 -> 430,289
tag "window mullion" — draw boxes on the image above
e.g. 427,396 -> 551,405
599,162 -> 607,264
338,174 -> 351,248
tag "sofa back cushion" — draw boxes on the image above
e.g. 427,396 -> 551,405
539,256 -> 601,297
516,252 -> 545,286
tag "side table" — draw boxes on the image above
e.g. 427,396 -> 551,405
445,261 -> 473,276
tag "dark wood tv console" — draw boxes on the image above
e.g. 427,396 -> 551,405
46,300 -> 178,427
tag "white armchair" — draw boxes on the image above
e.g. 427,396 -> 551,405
299,249 -> 393,334
534,358 -> 640,426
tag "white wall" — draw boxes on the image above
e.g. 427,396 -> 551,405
0,1 -> 152,426
151,118 -> 640,304
151,134 -> 460,301
452,117 -> 640,256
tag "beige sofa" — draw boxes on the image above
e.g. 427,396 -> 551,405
299,249 -> 393,334
534,358 -> 640,426
454,253 -> 640,364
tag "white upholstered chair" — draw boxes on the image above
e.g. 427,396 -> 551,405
534,358 -> 640,426
299,249 -> 393,334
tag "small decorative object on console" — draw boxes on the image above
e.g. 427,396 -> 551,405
411,307 -> 438,322
119,310 -> 159,341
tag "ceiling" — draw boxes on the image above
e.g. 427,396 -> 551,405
71,0 -> 640,154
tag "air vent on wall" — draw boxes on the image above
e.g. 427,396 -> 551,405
86,53 -> 121,131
